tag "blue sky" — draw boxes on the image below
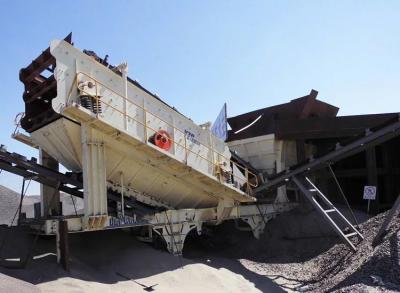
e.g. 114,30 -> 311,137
0,1 -> 399,194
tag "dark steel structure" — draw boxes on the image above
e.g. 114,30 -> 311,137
19,34 -> 72,133
228,90 -> 400,213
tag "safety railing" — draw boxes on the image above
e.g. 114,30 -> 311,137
72,71 -> 259,191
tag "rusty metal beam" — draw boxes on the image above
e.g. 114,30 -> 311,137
19,33 -> 71,84
23,75 -> 56,103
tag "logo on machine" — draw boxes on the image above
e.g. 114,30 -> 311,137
109,215 -> 136,227
184,130 -> 200,146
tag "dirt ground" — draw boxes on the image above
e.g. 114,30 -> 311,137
0,227 -> 283,293
0,184 -> 398,292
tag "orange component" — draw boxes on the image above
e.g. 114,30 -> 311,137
154,130 -> 172,151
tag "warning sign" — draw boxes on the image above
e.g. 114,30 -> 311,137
363,186 -> 377,200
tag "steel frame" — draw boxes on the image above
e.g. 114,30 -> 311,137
0,144 -> 296,256
256,115 -> 400,193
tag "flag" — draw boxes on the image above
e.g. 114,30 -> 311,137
211,103 -> 227,141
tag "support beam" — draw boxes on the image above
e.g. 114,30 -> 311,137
17,179 -> 26,226
296,139 -> 306,163
382,143 -> 395,205
151,210 -> 201,255
56,220 -> 70,271
40,149 -> 60,216
81,124 -> 108,229
241,214 -> 270,239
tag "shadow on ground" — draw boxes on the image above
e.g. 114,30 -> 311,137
0,205 -> 372,292
0,226 -> 284,292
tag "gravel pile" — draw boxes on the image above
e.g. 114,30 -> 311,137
0,185 -> 20,226
242,209 -> 400,292
0,185 -> 84,226
187,204 -> 399,292
304,210 -> 400,292
333,283 -> 397,293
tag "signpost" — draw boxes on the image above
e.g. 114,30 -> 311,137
363,185 -> 377,214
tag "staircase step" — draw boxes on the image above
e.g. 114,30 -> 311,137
345,232 -> 358,238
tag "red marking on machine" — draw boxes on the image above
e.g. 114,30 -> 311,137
153,130 -> 172,151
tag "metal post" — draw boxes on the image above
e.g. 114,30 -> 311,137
95,78 -> 98,117
39,149 -> 60,216
144,109 -> 147,143
57,220 -> 70,271
208,131 -> 214,172
56,222 -> 60,264
121,64 -> 129,131
245,168 -> 249,194
184,134 -> 187,164
120,172 -> 125,217
17,178 -> 26,225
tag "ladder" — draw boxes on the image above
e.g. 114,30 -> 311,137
292,176 -> 364,251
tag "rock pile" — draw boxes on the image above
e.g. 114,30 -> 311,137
305,210 -> 400,292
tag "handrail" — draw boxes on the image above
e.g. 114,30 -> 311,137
74,72 -> 259,190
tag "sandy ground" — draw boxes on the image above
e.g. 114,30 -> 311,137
0,185 -> 281,292
0,184 -> 398,292
0,184 -> 280,292
0,228 -> 283,293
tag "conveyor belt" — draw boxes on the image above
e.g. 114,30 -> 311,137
255,114 -> 400,193
0,145 -> 158,216
254,116 -> 400,250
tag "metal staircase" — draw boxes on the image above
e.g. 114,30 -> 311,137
292,176 -> 363,251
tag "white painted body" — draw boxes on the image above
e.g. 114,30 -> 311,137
228,134 -> 296,175
30,40 -> 256,219
228,134 -> 313,202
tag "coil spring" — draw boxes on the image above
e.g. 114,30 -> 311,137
80,96 -> 102,114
